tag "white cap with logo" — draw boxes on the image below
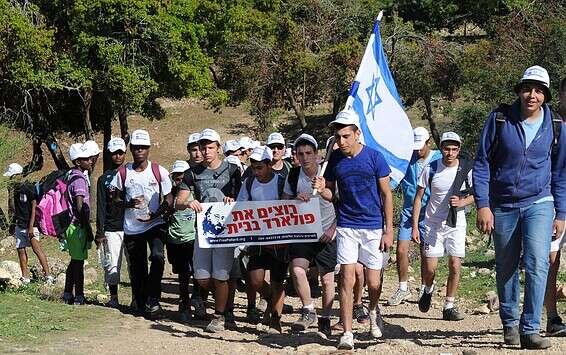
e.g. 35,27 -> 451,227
186,132 -> 201,145
69,142 -> 90,161
267,132 -> 285,145
83,140 -> 101,156
239,136 -> 254,150
199,128 -> 221,143
249,146 -> 273,162
413,127 -> 430,150
514,65 -> 551,102
329,110 -> 360,128
440,131 -> 462,145
130,129 -> 151,146
171,160 -> 190,174
3,163 -> 23,177
107,137 -> 126,153
223,140 -> 241,153
294,133 -> 318,150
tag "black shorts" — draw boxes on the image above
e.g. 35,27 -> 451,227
247,248 -> 288,284
166,240 -> 195,274
288,241 -> 337,274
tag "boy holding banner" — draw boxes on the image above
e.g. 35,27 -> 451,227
315,110 -> 394,350
283,134 -> 337,337
237,145 -> 288,334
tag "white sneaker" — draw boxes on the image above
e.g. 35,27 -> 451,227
369,310 -> 383,338
20,277 -> 31,285
337,332 -> 354,350
45,275 -> 55,285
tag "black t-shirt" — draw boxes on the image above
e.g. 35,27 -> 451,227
12,182 -> 36,227
96,169 -> 124,235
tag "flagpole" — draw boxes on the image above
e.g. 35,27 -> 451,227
376,10 -> 383,22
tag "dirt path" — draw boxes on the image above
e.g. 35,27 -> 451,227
29,269 -> 566,355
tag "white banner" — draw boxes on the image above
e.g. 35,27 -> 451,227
196,199 -> 323,248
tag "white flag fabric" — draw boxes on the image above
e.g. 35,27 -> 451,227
345,18 -> 413,187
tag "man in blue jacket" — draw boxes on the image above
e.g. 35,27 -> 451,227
474,66 -> 566,350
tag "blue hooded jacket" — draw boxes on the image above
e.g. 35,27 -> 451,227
473,100 -> 566,220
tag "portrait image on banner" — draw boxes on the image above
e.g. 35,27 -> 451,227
197,199 -> 323,248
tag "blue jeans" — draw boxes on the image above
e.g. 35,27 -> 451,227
492,201 -> 553,335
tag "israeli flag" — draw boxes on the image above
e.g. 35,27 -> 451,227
345,12 -> 413,187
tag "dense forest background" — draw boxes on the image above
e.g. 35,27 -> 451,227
1,0 -> 565,171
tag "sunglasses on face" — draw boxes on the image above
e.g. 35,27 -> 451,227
268,144 -> 285,151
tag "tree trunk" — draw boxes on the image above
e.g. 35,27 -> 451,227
21,136 -> 44,177
119,110 -> 130,145
285,88 -> 307,129
45,133 -> 70,170
102,113 -> 113,172
83,88 -> 94,140
422,96 -> 440,147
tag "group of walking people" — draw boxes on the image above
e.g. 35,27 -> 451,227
4,65 -> 566,350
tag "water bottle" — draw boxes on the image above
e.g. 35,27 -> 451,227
98,240 -> 111,268
131,183 -> 149,219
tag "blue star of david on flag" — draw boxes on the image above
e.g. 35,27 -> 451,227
365,75 -> 383,120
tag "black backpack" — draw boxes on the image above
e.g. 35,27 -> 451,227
488,104 -> 563,162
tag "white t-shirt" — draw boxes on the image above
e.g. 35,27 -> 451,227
284,167 -> 336,232
111,161 -> 172,235
237,175 -> 279,202
418,160 -> 472,227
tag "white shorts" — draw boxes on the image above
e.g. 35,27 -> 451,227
550,224 -> 566,253
336,227 -> 388,270
102,231 -> 127,285
193,237 -> 236,281
15,226 -> 40,249
423,224 -> 466,258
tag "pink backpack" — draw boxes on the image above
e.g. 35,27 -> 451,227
35,170 -> 82,237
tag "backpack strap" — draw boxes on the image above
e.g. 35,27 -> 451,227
551,109 -> 563,158
150,161 -> 163,198
277,174 -> 285,199
287,166 -> 301,197
428,160 -> 438,188
488,104 -> 510,162
118,165 -> 127,189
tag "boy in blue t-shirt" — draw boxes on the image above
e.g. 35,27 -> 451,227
315,110 -> 393,350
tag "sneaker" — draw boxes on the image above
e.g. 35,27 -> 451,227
130,299 -> 140,313
205,314 -> 225,333
107,298 -> 120,309
503,325 -> 520,346
74,295 -> 85,305
520,334 -> 551,350
20,277 -> 31,285
418,291 -> 432,313
369,310 -> 383,338
546,316 -> 566,337
387,288 -> 411,306
45,275 -> 55,285
291,308 -> 317,331
337,332 -> 354,350
318,317 -> 331,338
282,303 -> 293,314
191,296 -> 207,320
246,306 -> 262,325
63,292 -> 74,305
442,307 -> 465,321
145,297 -> 161,315
353,303 -> 369,324
267,313 -> 282,334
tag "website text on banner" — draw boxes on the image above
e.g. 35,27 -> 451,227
197,199 -> 323,248
344,14 -> 413,188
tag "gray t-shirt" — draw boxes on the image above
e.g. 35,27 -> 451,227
179,160 -> 242,202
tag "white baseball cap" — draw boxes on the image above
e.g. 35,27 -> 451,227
130,129 -> 151,146
83,140 -> 101,156
413,127 -> 430,150
107,137 -> 126,153
251,140 -> 261,149
69,142 -> 90,161
329,110 -> 360,128
440,131 -> 462,145
199,128 -> 221,143
223,139 -> 241,153
225,155 -> 242,166
186,132 -> 201,145
267,132 -> 285,146
514,65 -> 551,102
3,163 -> 23,177
239,136 -> 254,150
171,160 -> 190,174
284,148 -> 292,159
294,133 -> 318,150
249,146 -> 273,162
